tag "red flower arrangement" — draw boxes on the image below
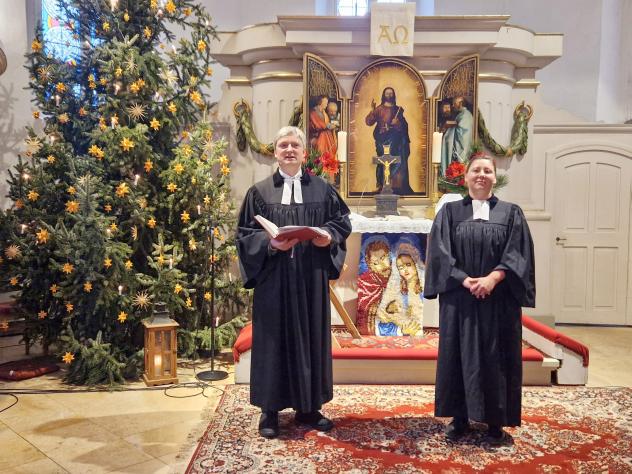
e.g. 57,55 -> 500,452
438,151 -> 508,195
305,149 -> 339,178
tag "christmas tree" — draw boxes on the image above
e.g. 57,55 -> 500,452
1,0 -> 249,384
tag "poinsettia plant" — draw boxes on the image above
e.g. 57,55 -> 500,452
438,151 -> 508,195
304,148 -> 339,178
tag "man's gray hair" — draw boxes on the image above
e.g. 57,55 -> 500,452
273,126 -> 306,149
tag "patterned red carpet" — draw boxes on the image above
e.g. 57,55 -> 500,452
186,385 -> 632,473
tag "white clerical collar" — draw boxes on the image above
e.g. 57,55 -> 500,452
279,169 -> 303,205
472,199 -> 490,221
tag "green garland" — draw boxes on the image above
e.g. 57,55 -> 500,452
233,99 -> 533,161
478,102 -> 533,157
233,100 -> 304,156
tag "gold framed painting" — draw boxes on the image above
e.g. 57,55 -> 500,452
347,58 -> 430,199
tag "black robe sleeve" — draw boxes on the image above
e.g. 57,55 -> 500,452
235,187 -> 272,289
423,204 -> 470,299
494,205 -> 536,307
321,185 -> 352,280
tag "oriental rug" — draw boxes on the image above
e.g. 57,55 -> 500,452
185,384 -> 632,473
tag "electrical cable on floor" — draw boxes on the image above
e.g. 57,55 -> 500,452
0,393 -> 18,413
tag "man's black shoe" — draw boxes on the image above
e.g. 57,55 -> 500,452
258,411 -> 279,439
295,411 -> 334,432
444,417 -> 469,441
481,426 -> 510,446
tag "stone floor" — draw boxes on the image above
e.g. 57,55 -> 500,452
0,325 -> 631,473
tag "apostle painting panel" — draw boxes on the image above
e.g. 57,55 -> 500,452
348,59 -> 430,198
303,54 -> 343,161
356,233 -> 427,336
434,55 -> 479,177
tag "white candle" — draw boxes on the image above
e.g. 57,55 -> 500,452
432,132 -> 443,164
55,94 -> 61,106
110,0 -> 118,10
154,354 -> 162,374
111,117 -> 116,129
118,285 -> 123,295
169,258 -> 173,269
337,131 -> 347,163
134,174 -> 140,186
21,224 -> 26,234
197,205 -> 201,215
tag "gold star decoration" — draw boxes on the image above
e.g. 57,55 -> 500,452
189,76 -> 199,87
99,77 -> 107,86
203,195 -> 211,205
186,297 -> 193,308
88,144 -> 105,159
174,284 -> 183,294
25,136 -> 43,155
104,204 -> 112,212
150,0 -> 158,8
181,130 -> 190,140
79,107 -> 88,117
33,110 -> 41,119
115,67 -> 123,78
37,65 -> 52,82
143,26 -> 152,39
118,311 -> 128,323
181,144 -> 193,158
127,103 -> 147,121
125,56 -> 137,74
31,39 -> 43,52
190,90 -> 203,106
173,163 -> 184,174
109,222 -> 118,232
50,283 -> 59,294
58,113 -> 69,124
62,352 -> 74,364
27,190 -> 39,201
38,310 -> 47,319
15,199 -> 24,209
9,276 -> 18,286
197,40 -> 206,52
5,245 -> 22,260
221,165 -> 231,176
56,82 -> 67,93
115,182 -> 130,198
67,186 -> 76,195
124,260 -> 133,270
99,117 -> 106,130
165,0 -> 176,14
204,292 -> 212,301
137,197 -> 148,209
147,217 -> 157,228
36,228 -> 49,244
123,10 -> 130,22
131,226 -> 138,241
65,302 -> 74,312
84,281 -> 93,292
104,257 -> 112,268
129,82 -> 140,94
166,182 -> 177,193
102,21 -> 110,32
62,262 -> 74,274
188,238 -> 197,250
180,211 -> 190,223
213,227 -> 221,238
159,69 -> 177,86
206,66 -> 214,76
65,200 -> 79,213
120,137 -> 135,152
167,102 -> 177,114
149,118 -> 160,130
219,155 -> 229,166
156,254 -> 165,266
183,7 -> 192,16
191,176 -> 197,185
133,291 -> 151,310
144,159 -> 153,173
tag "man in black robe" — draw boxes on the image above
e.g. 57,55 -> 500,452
236,126 -> 351,439
424,155 -> 535,445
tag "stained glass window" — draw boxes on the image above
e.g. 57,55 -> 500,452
337,0 -> 368,16
41,0 -> 81,62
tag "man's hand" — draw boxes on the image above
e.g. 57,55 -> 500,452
270,237 -> 299,251
371,99 -> 376,110
312,230 -> 331,248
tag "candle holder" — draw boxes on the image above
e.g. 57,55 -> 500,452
142,302 -> 179,386
425,163 -> 441,219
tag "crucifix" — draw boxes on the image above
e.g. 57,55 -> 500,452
372,145 -> 400,215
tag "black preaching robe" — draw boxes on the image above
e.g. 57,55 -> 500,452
236,170 -> 351,412
424,195 -> 535,427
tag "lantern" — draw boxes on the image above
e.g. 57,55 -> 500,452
142,302 -> 179,386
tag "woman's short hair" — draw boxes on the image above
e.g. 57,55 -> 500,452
466,152 -> 497,173
274,126 -> 306,149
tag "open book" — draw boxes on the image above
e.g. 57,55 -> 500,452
254,215 -> 329,242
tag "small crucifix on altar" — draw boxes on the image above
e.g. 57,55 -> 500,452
372,144 -> 400,215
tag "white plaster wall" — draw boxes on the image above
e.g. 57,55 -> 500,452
0,2 -> 34,209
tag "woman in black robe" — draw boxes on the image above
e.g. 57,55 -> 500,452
424,154 -> 535,445
236,126 -> 351,438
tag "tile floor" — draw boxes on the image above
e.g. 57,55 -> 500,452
0,325 -> 631,473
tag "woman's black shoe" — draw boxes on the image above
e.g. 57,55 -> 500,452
481,425 -> 510,446
295,411 -> 334,432
258,411 -> 279,439
444,417 -> 469,440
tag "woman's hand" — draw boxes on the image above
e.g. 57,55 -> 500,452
270,237 -> 299,251
469,270 -> 506,299
462,277 -> 478,289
